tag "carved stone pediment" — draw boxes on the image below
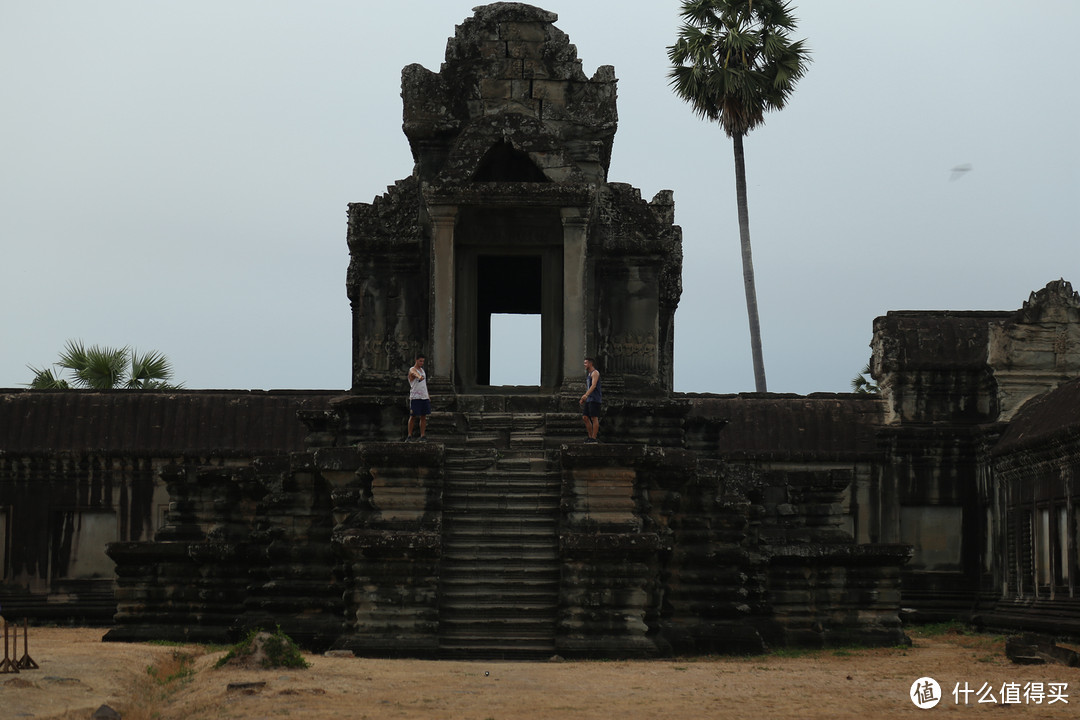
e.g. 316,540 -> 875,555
1013,278 -> 1080,324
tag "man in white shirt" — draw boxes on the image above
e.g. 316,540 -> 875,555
406,354 -> 430,441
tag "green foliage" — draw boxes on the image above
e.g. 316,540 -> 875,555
851,361 -> 879,394
667,0 -> 811,393
909,621 -> 970,637
214,627 -> 310,670
145,650 -> 197,687
27,339 -> 181,390
668,0 -> 811,138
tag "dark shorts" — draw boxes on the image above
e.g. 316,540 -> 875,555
410,398 -> 431,417
582,401 -> 601,418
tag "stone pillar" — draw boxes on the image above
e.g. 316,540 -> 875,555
561,209 -> 588,382
430,206 -> 458,385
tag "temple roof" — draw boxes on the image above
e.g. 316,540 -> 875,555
0,390 -> 337,455
993,377 -> 1080,456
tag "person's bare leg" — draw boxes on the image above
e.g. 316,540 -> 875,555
407,416 -> 415,439
420,415 -> 427,438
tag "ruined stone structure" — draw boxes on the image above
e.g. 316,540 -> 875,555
99,4 -> 907,657
2,3 -> 1078,659
867,279 -> 1080,625
347,2 -> 678,399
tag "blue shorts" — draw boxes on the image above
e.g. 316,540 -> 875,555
410,398 -> 431,417
582,401 -> 601,418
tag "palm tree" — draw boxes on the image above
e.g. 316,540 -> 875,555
850,361 -> 879,394
668,0 -> 810,392
27,340 -> 181,390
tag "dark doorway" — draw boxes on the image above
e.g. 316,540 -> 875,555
475,255 -> 542,385
453,207 -> 563,392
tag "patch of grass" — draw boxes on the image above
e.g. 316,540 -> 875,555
214,626 -> 310,670
909,621 -> 969,637
146,649 -> 197,687
768,647 -> 817,659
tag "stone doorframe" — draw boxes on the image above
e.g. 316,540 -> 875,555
426,193 -> 592,394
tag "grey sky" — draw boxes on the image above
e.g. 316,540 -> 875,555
2,1 -> 1077,393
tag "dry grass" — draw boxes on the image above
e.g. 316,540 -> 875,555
5,625 -> 1080,719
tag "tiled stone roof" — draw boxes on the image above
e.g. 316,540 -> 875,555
0,389 -> 339,455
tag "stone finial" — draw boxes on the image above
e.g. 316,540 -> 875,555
1015,279 -> 1080,324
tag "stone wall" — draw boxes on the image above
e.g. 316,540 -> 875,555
0,390 -> 336,623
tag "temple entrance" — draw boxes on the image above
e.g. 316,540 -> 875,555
453,209 -> 565,395
476,255 -> 540,386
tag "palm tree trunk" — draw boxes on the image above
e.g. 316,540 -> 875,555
732,132 -> 767,392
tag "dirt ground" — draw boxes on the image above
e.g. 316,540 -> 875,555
3,625 -> 1079,719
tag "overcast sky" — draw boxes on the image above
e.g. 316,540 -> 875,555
2,1 -> 1077,393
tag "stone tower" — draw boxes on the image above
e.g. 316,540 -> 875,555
346,2 -> 681,399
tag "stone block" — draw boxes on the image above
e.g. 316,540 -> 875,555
479,78 -> 512,100
531,79 -> 568,106
511,78 -> 532,99
521,57 -> 551,79
507,40 -> 543,60
479,39 -> 505,60
500,21 -> 546,43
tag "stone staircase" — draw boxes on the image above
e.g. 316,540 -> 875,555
436,412 -> 566,659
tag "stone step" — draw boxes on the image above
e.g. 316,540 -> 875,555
441,550 -> 559,564
442,489 -> 560,503
443,471 -> 561,486
443,529 -> 557,543
443,510 -> 556,522
442,493 -> 559,508
440,599 -> 556,614
440,557 -> 558,573
443,496 -> 558,510
439,619 -> 556,636
509,434 -> 545,451
439,626 -> 556,644
443,521 -> 557,534
439,579 -> 558,593
445,455 -> 498,472
493,455 -> 555,472
437,641 -> 556,660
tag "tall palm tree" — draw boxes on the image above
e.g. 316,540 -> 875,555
28,340 -> 181,390
668,0 -> 810,392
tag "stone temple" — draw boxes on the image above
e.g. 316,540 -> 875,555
2,4 -> 1080,659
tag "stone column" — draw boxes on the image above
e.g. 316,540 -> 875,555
429,206 -> 458,384
561,209 -> 588,383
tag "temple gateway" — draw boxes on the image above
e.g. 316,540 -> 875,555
2,4 -> 1079,659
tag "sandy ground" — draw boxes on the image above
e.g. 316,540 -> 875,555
3,626 -> 1080,719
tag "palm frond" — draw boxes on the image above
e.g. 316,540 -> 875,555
668,0 -> 811,137
74,345 -> 129,389
851,362 -> 879,394
127,349 -> 177,389
26,365 -> 70,389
